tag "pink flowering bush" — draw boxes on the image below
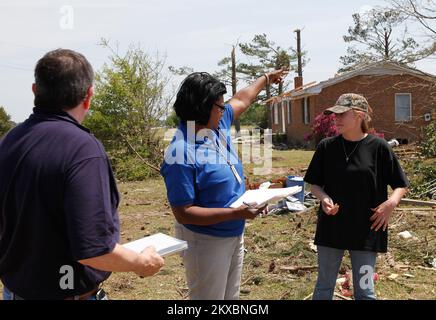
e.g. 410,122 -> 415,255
305,113 -> 338,145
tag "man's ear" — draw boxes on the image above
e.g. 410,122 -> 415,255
32,83 -> 37,95
83,86 -> 94,110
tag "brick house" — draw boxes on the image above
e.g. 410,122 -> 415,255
266,62 -> 436,144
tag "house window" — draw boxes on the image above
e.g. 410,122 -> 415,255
281,101 -> 286,133
302,97 -> 310,124
287,100 -> 292,124
281,100 -> 287,123
274,103 -> 279,125
395,93 -> 411,122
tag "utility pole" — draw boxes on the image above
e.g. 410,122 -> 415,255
231,46 -> 237,97
231,46 -> 241,135
295,29 -> 303,78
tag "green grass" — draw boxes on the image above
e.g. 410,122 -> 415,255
108,184 -> 435,300
1,148 -> 435,300
243,149 -> 314,183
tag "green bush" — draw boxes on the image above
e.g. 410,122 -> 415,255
0,106 -> 13,137
110,155 -> 155,181
272,133 -> 287,144
83,40 -> 170,181
421,121 -> 436,158
240,103 -> 268,128
165,111 -> 180,128
405,160 -> 436,200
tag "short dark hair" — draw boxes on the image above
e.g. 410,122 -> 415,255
34,49 -> 94,110
173,72 -> 227,125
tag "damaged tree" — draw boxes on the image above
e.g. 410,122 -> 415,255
339,7 -> 435,72
84,39 -> 172,180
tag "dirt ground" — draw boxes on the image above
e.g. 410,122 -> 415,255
1,149 -> 434,300
103,148 -> 436,300
101,178 -> 435,300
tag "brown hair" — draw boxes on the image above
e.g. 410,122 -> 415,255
34,49 -> 94,110
354,105 -> 373,133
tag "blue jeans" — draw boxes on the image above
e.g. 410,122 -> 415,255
313,245 -> 377,300
3,287 -> 13,300
3,287 -> 98,300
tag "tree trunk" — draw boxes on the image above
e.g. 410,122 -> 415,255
384,31 -> 390,59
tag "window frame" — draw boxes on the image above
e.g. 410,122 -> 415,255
395,93 -> 412,122
273,103 -> 279,125
286,100 -> 291,124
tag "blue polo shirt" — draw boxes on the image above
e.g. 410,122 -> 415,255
0,107 -> 120,299
160,104 -> 245,237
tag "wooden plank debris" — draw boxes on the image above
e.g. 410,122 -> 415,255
400,198 -> 436,207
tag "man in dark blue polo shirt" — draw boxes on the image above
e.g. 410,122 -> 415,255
0,49 -> 164,300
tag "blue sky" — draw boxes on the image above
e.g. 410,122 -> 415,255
1,0 -> 435,122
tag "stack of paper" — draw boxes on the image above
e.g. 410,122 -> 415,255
230,186 -> 302,209
123,233 -> 188,257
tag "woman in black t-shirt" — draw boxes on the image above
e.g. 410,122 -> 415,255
304,93 -> 409,300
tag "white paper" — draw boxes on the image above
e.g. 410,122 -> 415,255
230,186 -> 302,209
286,195 -> 300,203
286,201 -> 307,212
122,233 -> 188,257
259,181 -> 272,189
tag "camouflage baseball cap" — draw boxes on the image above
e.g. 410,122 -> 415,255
324,93 -> 369,115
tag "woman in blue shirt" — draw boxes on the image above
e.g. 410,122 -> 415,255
161,70 -> 286,299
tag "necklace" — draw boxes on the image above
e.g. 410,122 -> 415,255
341,136 -> 361,163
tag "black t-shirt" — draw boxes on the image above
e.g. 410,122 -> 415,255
0,108 -> 120,299
304,134 -> 409,253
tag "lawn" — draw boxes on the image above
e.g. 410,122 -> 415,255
102,149 -> 436,300
1,149 -> 435,300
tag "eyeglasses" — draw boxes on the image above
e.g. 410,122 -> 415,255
214,103 -> 226,113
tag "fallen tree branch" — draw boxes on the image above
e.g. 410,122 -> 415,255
279,265 -> 318,272
410,211 -> 434,217
400,198 -> 436,207
416,266 -> 436,272
303,293 -> 313,300
241,276 -> 255,286
122,135 -> 161,173
395,207 -> 434,211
